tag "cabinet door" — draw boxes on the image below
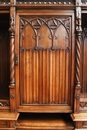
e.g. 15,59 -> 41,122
16,12 -> 75,112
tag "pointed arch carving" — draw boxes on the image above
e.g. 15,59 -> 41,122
38,24 -> 52,48
53,22 -> 69,49
20,17 -> 70,51
21,24 -> 36,48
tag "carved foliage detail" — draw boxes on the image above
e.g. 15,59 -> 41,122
9,16 -> 15,35
20,17 -> 70,51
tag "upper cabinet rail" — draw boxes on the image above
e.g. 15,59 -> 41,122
81,0 -> 87,4
0,0 -> 74,5
0,0 -> 10,4
0,0 -> 87,7
16,0 -> 74,4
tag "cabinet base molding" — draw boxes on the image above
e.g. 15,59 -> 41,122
0,112 -> 19,129
71,113 -> 87,121
0,113 -> 74,129
71,113 -> 87,129
0,112 -> 19,121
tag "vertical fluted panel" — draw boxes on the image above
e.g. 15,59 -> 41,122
55,51 -> 59,103
26,50 -> 30,103
61,50 -> 65,103
65,51 -> 69,104
46,50 -> 50,103
29,50 -> 33,103
33,51 -> 36,102
39,50 -> 43,104
23,50 -> 26,103
50,51 -> 52,103
20,49 -> 69,105
52,52 -> 56,102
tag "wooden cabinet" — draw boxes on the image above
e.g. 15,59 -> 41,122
0,0 -> 87,130
16,13 -> 74,113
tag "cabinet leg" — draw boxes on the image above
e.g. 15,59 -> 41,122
9,120 -> 17,129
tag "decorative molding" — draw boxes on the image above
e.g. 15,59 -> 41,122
80,102 -> 87,108
17,0 -> 74,4
0,0 -> 10,4
0,101 -> 9,107
82,121 -> 87,128
20,46 -> 70,51
81,0 -> 87,4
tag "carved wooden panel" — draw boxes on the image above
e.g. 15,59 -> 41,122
19,16 -> 73,108
82,27 -> 87,93
0,14 -> 10,99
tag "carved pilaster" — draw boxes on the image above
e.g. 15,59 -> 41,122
74,0 -> 82,112
9,0 -> 16,86
9,0 -> 16,112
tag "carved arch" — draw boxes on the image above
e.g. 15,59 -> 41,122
54,23 -> 69,48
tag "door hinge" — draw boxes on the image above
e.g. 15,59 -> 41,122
14,54 -> 18,65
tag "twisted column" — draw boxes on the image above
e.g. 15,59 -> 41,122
9,0 -> 16,112
9,16 -> 15,86
74,0 -> 82,112
9,0 -> 16,86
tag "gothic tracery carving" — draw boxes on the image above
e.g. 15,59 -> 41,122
20,17 -> 70,51
0,101 -> 9,107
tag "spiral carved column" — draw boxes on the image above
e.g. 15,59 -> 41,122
74,0 -> 82,112
9,16 -> 15,86
9,0 -> 16,112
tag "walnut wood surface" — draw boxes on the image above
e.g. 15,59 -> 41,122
0,0 -> 87,129
15,13 -> 75,112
